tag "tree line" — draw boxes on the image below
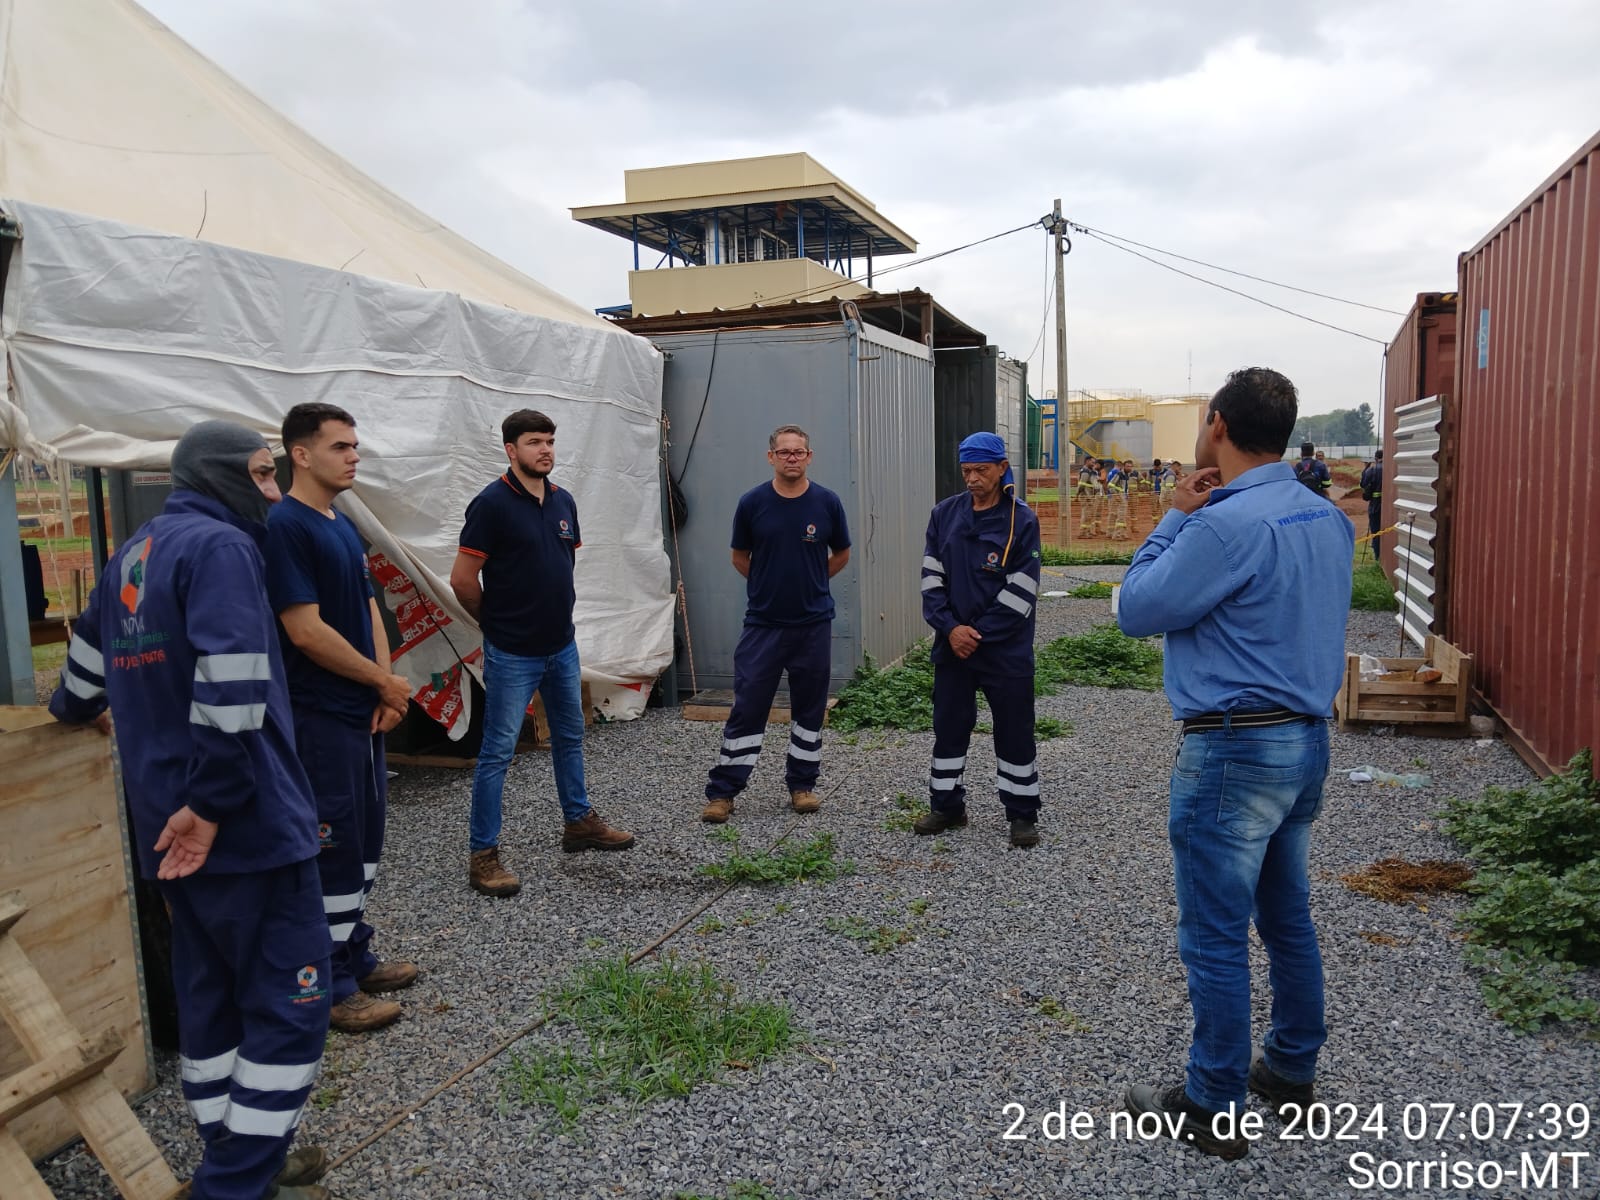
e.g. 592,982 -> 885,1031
1292,402 -> 1376,448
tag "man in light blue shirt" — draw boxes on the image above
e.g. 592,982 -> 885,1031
1117,367 -> 1353,1159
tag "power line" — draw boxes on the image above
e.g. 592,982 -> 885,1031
1025,232 -> 1055,368
1069,221 -> 1407,317
1072,227 -> 1390,345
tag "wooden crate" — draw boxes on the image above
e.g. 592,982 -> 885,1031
0,707 -> 153,1161
1334,635 -> 1473,728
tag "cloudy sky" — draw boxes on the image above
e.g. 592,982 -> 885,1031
141,0 -> 1599,415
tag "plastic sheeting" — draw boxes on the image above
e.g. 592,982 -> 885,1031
1,201 -> 673,734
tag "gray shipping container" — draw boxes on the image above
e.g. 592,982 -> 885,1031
931,347 -> 1028,500
657,321 -> 934,694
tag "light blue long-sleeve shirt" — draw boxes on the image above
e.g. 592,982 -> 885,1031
1117,461 -> 1354,719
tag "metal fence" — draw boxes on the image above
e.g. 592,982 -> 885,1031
1389,395 -> 1447,650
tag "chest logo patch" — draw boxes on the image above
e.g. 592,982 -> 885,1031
557,518 -> 574,540
802,523 -> 818,543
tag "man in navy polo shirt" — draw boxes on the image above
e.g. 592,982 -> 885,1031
268,403 -> 416,1035
700,424 -> 851,823
1118,367 -> 1352,1159
451,408 -> 634,899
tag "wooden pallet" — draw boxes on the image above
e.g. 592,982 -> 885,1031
0,893 -> 179,1200
681,690 -> 838,725
1335,635 -> 1472,729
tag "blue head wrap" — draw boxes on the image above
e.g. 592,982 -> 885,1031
958,432 -> 1015,493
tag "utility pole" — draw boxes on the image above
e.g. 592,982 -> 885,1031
1052,199 -> 1068,420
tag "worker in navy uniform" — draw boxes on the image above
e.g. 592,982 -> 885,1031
267,403 -> 416,1035
916,432 -> 1044,848
701,424 -> 851,822
1360,449 -> 1384,557
51,421 -> 333,1200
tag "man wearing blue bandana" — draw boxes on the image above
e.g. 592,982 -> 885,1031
1116,367 -> 1352,1160
915,432 -> 1043,848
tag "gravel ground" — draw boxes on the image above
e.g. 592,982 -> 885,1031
40,575 -> 1600,1200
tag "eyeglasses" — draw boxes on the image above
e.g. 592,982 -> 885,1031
771,449 -> 811,460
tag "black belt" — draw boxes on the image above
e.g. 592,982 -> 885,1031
1180,708 -> 1319,734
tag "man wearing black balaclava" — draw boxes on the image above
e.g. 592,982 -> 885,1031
52,420 -> 333,1200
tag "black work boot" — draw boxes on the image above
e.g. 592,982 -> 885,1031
1124,1082 -> 1249,1160
1008,817 -> 1039,848
1248,1050 -> 1315,1118
912,808 -> 968,835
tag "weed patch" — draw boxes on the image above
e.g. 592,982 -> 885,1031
1041,546 -> 1134,566
1066,581 -> 1113,599
1438,750 -> 1600,1031
506,955 -> 796,1127
1035,716 -> 1071,741
698,833 -> 851,885
882,791 -> 928,833
1036,624 -> 1163,691
825,897 -> 934,954
831,642 -> 935,732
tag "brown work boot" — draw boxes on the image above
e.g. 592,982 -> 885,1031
328,990 -> 401,1034
562,810 -> 636,853
469,846 -> 522,897
357,960 -> 419,993
701,796 -> 734,824
790,790 -> 821,814
274,1144 -> 328,1188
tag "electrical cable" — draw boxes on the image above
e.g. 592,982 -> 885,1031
673,329 -> 719,485
1071,227 -> 1389,345
1068,221 -> 1407,316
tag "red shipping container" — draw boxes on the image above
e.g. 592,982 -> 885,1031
1450,129 -> 1600,774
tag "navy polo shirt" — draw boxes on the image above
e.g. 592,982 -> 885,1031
265,495 -> 379,728
459,472 -> 580,657
732,481 -> 850,627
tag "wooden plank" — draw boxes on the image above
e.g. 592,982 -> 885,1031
1360,681 -> 1462,696
0,714 -> 151,1163
1351,708 -> 1467,725
0,1029 -> 123,1127
682,688 -> 793,725
0,933 -> 177,1198
387,752 -> 478,770
0,1129 -> 54,1200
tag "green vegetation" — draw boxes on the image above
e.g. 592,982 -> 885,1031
697,831 -> 850,886
506,955 -> 796,1128
1040,546 -> 1134,567
831,643 -> 936,732
882,791 -> 928,833
1025,488 -> 1060,504
1036,624 -> 1164,691
825,897 -> 935,954
675,1182 -> 790,1200
1292,402 -> 1376,447
1439,750 -> 1600,1032
1036,996 -> 1093,1033
1351,561 -> 1399,612
832,626 -> 1158,732
1066,581 -> 1113,599
1034,716 -> 1071,741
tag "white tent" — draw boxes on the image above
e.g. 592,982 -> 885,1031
0,0 -> 673,732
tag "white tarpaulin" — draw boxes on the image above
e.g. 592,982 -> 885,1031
1,201 -> 674,733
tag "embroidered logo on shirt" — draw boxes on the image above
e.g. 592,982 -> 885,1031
557,518 -> 574,540
983,551 -> 1001,572
317,822 -> 338,850
802,523 -> 818,543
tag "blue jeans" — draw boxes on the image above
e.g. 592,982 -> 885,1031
1169,720 -> 1329,1111
470,637 -> 590,850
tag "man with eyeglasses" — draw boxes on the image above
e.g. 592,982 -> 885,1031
700,425 -> 851,823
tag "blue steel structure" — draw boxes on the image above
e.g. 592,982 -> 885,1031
589,197 -> 909,285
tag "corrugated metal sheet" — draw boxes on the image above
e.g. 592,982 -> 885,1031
996,356 -> 1027,472
1449,129 -> 1600,773
655,321 -> 932,693
854,322 -> 937,671
1381,293 -> 1456,578
1390,395 -> 1446,649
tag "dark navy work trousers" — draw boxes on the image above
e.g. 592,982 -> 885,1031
295,713 -> 385,1002
705,621 -> 832,799
163,859 -> 330,1200
927,655 -> 1040,821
